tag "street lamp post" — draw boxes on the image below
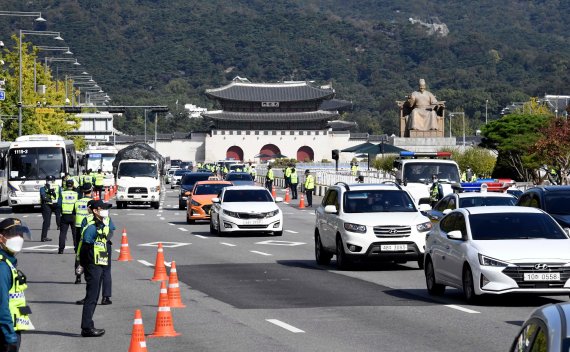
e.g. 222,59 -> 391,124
19,30 -> 63,136
144,109 -> 148,142
485,99 -> 488,124
154,112 -> 158,149
0,11 -> 46,22
449,112 -> 466,147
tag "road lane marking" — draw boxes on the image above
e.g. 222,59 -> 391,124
160,217 -> 165,220
266,319 -> 305,333
194,235 -> 207,239
250,250 -> 272,256
285,230 -> 298,234
175,212 -> 180,216
256,240 -> 305,246
114,249 -> 120,253
445,305 -> 480,314
139,241 -> 190,248
178,227 -> 188,232
169,223 -> 175,226
220,242 -> 236,247
138,260 -> 154,267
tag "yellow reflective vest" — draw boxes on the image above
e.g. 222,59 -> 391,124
77,216 -> 110,266
304,174 -> 315,190
74,197 -> 91,227
61,190 -> 79,215
0,254 -> 34,331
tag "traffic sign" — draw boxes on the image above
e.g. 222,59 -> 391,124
35,108 -> 55,114
0,91 -> 5,101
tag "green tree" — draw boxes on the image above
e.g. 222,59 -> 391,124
439,147 -> 496,179
372,155 -> 397,174
0,36 -> 81,143
532,118 -> 570,185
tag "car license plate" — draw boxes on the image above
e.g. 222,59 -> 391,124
244,220 -> 262,225
523,273 -> 560,281
380,244 -> 407,251
133,194 -> 142,199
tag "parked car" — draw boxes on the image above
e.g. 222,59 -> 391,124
510,302 -> 567,352
225,172 -> 255,186
314,182 -> 432,270
425,190 -> 516,223
517,186 -> 570,228
178,172 -> 214,209
171,169 -> 192,189
186,180 -> 232,223
210,186 -> 283,236
424,206 -> 570,303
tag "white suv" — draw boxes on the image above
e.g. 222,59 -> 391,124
314,182 -> 432,270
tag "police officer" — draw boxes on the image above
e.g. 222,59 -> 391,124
429,174 -> 441,207
249,164 -> 257,180
40,175 -> 62,242
73,183 -> 93,284
351,162 -> 358,176
290,167 -> 298,199
0,218 -> 34,351
77,200 -> 114,337
93,169 -> 105,200
284,164 -> 292,189
58,180 -> 79,254
304,169 -> 315,207
265,165 -> 274,190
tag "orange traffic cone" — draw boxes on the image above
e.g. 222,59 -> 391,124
299,193 -> 305,209
167,261 -> 186,308
117,228 -> 133,261
151,243 -> 168,281
284,188 -> 290,203
104,187 -> 109,202
149,281 -> 180,338
128,309 -> 148,352
272,186 -> 276,198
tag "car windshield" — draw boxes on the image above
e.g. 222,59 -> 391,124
469,213 -> 567,240
9,147 -> 65,180
181,173 -> 212,187
403,162 -> 460,183
223,189 -> 273,202
118,162 -> 157,177
343,190 -> 416,213
194,184 -> 230,195
459,196 -> 516,208
545,193 -> 570,215
226,173 -> 253,181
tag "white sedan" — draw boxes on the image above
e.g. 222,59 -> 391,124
210,186 -> 283,236
424,206 -> 570,303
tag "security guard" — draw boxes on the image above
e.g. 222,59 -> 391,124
265,165 -> 274,190
351,162 -> 358,176
284,164 -> 292,189
93,169 -> 105,200
304,169 -> 315,207
77,200 -> 114,337
73,183 -> 93,284
0,218 -> 34,351
290,167 -> 298,199
40,175 -> 62,242
58,180 -> 79,254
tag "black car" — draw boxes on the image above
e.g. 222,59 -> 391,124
178,172 -> 214,209
516,186 -> 570,228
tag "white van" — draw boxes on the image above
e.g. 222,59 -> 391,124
116,159 -> 161,209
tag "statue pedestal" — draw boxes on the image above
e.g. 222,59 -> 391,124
392,137 -> 457,153
408,130 -> 444,138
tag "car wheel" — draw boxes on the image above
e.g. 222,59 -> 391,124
209,218 -> 218,234
178,203 -> 185,210
273,231 -> 283,236
217,217 -> 225,237
462,266 -> 478,304
151,202 -> 160,209
417,254 -> 424,269
336,237 -> 351,270
315,233 -> 332,265
186,214 -> 194,224
425,258 -> 445,296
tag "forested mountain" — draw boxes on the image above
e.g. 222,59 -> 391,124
1,0 -> 568,135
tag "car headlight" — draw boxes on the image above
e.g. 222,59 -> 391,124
118,186 -> 126,192
191,200 -> 200,206
416,221 -> 432,232
223,209 -> 239,218
265,209 -> 280,217
478,254 -> 510,267
149,186 -> 160,192
344,222 -> 367,233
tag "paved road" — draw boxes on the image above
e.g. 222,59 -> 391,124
7,186 -> 567,351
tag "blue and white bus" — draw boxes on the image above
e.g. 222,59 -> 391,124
7,135 -> 78,210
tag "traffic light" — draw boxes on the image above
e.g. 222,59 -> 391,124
332,149 -> 339,160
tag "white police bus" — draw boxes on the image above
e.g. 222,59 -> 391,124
83,145 -> 118,187
0,142 -> 11,205
7,135 -> 78,211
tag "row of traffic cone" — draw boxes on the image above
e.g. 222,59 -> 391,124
273,186 -> 305,209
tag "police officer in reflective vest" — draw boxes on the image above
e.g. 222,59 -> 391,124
0,218 -> 34,351
290,168 -> 298,199
81,169 -> 93,187
265,165 -> 274,190
93,169 -> 105,200
40,175 -> 62,242
249,164 -> 257,180
77,200 -> 115,337
304,169 -> 315,207
73,183 -> 93,284
284,165 -> 292,189
58,180 -> 79,254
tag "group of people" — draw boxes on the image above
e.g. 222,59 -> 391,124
199,162 -> 257,178
265,164 -> 315,207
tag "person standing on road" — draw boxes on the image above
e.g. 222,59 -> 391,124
290,167 -> 298,199
0,218 -> 34,351
73,183 -> 93,284
284,164 -> 292,190
93,169 -> 105,200
40,175 -> 62,242
77,200 -> 114,337
58,180 -> 79,254
265,165 -> 274,190
304,169 -> 315,207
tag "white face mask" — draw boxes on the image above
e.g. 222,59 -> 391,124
4,236 -> 24,254
99,209 -> 109,218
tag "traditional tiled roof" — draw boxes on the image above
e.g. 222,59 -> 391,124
327,120 -> 357,131
202,110 -> 338,122
205,81 -> 335,102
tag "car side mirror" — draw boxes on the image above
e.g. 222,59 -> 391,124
184,191 -> 191,196
447,230 -> 463,240
212,197 -> 220,203
275,197 -> 283,203
324,205 -> 337,214
443,209 -> 452,215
